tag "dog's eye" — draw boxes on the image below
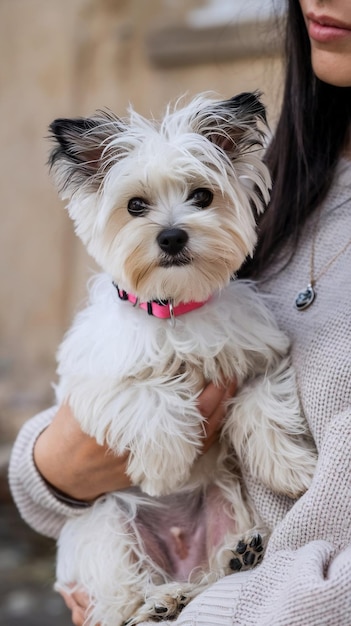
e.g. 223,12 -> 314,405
127,197 -> 150,217
188,188 -> 213,209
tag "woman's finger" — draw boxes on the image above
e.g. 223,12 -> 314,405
59,588 -> 76,611
71,605 -> 86,626
200,379 -> 237,452
198,379 -> 237,419
59,587 -> 98,626
197,382 -> 227,419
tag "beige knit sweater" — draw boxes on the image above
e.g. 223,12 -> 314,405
9,159 -> 351,625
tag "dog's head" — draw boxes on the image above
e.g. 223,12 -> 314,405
49,92 -> 270,303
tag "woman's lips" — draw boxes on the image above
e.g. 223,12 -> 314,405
307,13 -> 351,43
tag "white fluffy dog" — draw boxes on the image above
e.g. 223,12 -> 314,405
49,92 -> 316,626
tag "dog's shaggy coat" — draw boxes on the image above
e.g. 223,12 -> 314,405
49,93 -> 316,626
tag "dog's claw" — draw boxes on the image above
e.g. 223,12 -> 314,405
235,540 -> 247,554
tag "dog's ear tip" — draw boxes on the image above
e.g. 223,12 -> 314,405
49,116 -> 97,136
49,117 -> 72,129
48,118 -> 74,143
48,118 -> 61,136
226,92 -> 266,119
233,90 -> 264,105
228,91 -> 263,104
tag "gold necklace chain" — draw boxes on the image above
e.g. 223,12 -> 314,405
295,199 -> 351,311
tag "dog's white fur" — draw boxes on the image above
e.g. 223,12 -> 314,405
49,93 -> 317,625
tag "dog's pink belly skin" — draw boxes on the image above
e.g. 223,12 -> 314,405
135,486 -> 236,581
205,485 -> 237,552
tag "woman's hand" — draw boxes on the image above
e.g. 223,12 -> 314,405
59,587 -> 95,626
34,404 -> 131,501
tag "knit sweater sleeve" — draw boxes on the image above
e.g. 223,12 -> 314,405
8,407 -> 89,539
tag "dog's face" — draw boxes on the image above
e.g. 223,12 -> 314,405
49,93 -> 270,303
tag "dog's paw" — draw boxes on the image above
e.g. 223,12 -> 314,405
124,586 -> 190,625
228,531 -> 265,572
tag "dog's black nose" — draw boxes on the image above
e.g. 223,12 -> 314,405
157,228 -> 189,255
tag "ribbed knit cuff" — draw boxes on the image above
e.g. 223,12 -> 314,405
175,571 -> 253,625
136,570 -> 252,626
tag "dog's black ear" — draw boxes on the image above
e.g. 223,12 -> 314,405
49,112 -> 125,196
192,91 -> 268,156
224,92 -> 267,124
50,118 -> 104,171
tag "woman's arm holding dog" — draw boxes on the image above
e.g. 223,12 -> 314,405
9,381 -> 236,539
34,380 -> 236,501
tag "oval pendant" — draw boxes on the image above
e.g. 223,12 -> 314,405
295,284 -> 315,311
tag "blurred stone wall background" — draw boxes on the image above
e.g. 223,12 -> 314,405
0,0 -> 285,623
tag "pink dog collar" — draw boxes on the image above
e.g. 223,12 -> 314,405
114,283 -> 210,322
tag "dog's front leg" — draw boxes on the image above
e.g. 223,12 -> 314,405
57,374 -> 205,497
224,359 -> 317,499
126,404 -> 204,497
108,377 -> 206,497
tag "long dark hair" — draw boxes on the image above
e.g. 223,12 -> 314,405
241,0 -> 351,278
